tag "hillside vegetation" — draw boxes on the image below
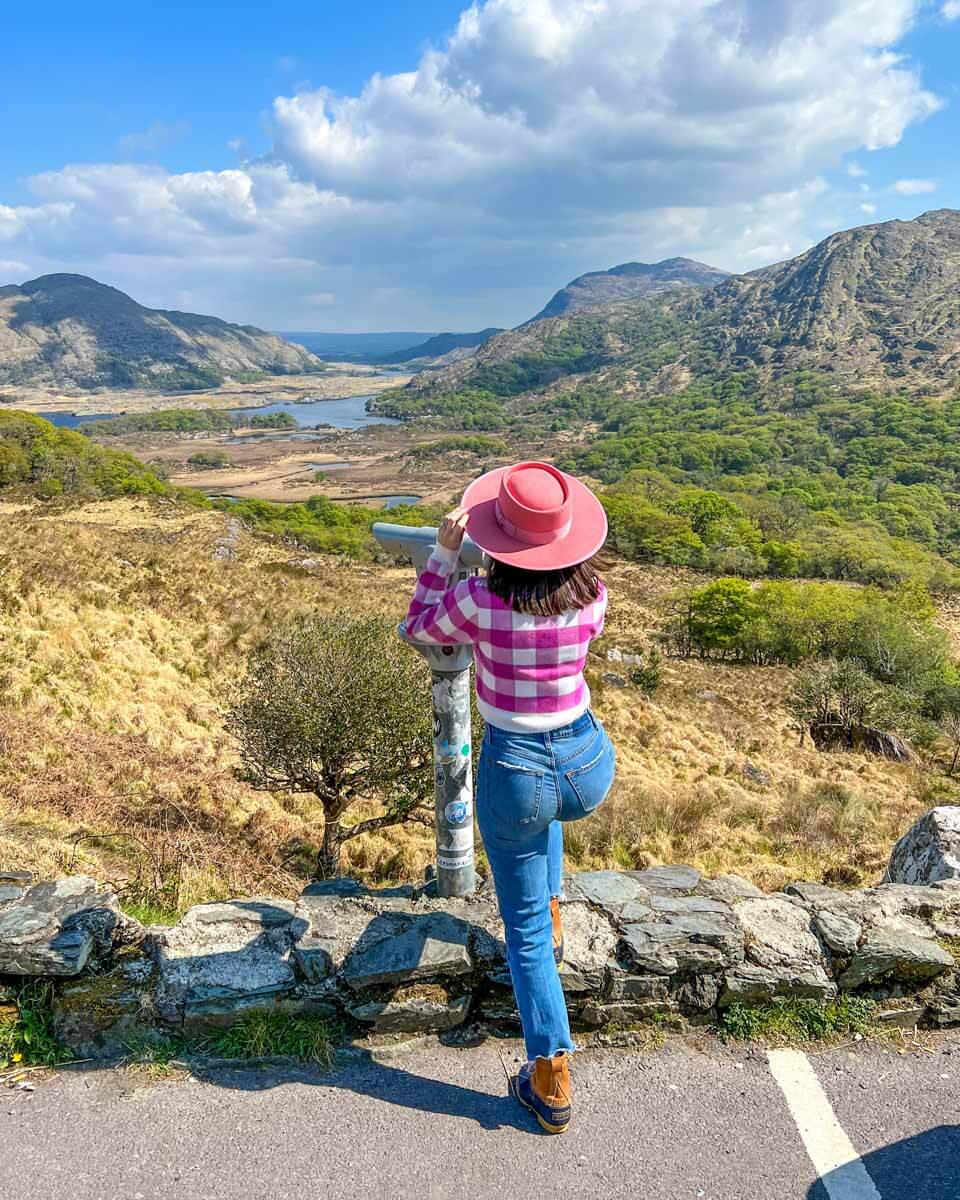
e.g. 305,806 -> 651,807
0,410 -> 186,501
1,492 -> 957,917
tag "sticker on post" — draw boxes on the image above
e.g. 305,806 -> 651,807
439,827 -> 473,852
444,799 -> 470,826
437,854 -> 471,871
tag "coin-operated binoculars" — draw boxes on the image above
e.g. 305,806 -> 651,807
372,523 -> 485,898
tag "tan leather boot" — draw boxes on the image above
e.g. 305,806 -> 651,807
550,895 -> 564,965
514,1051 -> 572,1134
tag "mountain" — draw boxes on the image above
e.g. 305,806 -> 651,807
0,274 -> 323,389
376,328 -> 505,365
697,209 -> 960,384
399,210 -> 960,407
529,257 -> 731,322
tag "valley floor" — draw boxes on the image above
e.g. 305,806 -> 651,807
0,365 -> 411,418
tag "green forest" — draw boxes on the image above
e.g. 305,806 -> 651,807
377,355 -> 960,589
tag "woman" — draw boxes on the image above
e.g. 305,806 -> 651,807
404,460 -> 616,1134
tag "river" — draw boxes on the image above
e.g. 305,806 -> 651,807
35,394 -> 400,432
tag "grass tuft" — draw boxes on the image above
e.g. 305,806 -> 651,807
0,981 -> 71,1070
200,1011 -> 338,1066
717,996 -> 875,1044
119,900 -> 181,926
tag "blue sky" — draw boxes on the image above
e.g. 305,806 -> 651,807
2,1 -> 959,330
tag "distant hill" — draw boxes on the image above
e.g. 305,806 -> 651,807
0,274 -> 323,390
279,331 -> 439,362
529,257 -> 730,322
376,328 -> 505,365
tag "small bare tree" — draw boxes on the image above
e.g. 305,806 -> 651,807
942,713 -> 960,776
227,612 -> 434,878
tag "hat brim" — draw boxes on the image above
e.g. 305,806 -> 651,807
462,466 -> 608,570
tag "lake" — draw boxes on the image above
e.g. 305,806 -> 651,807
35,394 -> 400,432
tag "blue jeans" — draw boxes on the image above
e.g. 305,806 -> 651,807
476,710 -> 616,1061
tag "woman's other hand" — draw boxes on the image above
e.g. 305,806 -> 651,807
438,506 -> 470,552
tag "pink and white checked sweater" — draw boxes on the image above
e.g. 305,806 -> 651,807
405,542 -> 607,733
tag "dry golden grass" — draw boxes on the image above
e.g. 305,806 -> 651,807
0,496 -> 950,909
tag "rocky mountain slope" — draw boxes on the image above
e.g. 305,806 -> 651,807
698,208 -> 960,386
0,274 -> 323,389
376,328 -> 504,366
409,210 -> 960,402
529,257 -> 730,322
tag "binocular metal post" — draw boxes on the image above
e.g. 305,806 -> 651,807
372,523 -> 485,898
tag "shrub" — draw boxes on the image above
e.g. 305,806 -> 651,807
630,649 -> 664,695
785,660 -> 882,738
187,451 -> 231,469
248,412 -> 298,430
227,613 -> 434,877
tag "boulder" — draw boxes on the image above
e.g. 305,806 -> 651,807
677,973 -> 721,1013
885,807 -> 960,885
349,989 -> 471,1034
742,763 -> 771,788
51,950 -> 160,1057
719,964 -> 837,1007
342,911 -> 472,991
0,870 -> 33,912
153,897 -> 304,1026
556,902 -> 618,993
292,894 -> 379,983
729,895 -> 834,998
629,865 -> 702,893
565,871 -> 649,910
784,881 -> 849,905
647,894 -> 735,918
578,998 -> 677,1027
604,968 -> 671,1002
813,909 -> 862,958
838,929 -> 955,990
696,874 -> 764,902
0,877 -> 135,976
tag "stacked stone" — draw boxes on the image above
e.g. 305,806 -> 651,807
1,809 -> 959,1059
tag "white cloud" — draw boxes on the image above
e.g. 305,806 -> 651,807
890,177 -> 937,194
860,202 -> 878,214
305,291 -> 336,306
847,163 -> 868,178
942,2 -> 960,20
0,0 -> 944,327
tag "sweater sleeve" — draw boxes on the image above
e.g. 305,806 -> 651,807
404,542 -> 480,646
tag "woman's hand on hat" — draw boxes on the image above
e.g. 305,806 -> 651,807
438,506 -> 470,552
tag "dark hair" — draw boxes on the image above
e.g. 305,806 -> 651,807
485,555 -> 604,616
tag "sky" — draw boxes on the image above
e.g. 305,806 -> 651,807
2,0 -> 960,332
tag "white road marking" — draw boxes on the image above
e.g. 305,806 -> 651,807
767,1048 -> 882,1200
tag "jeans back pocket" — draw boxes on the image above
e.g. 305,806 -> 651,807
482,756 -> 546,829
560,733 -> 616,819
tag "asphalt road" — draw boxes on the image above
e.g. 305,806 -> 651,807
3,1034 -> 958,1200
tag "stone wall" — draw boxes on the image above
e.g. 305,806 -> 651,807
1,807 -> 959,1059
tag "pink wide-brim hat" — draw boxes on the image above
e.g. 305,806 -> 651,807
462,460 -> 608,570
